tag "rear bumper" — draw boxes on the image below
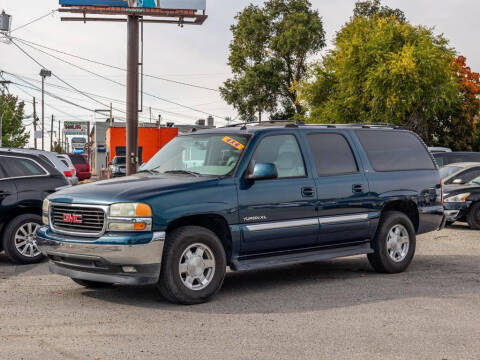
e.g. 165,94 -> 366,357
36,227 -> 165,285
77,172 -> 91,180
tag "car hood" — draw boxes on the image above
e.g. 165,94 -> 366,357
49,173 -> 219,205
444,183 -> 480,195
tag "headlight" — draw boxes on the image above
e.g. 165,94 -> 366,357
108,203 -> 152,232
444,193 -> 470,203
42,199 -> 50,225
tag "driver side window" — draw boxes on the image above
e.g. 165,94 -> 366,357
251,135 -> 306,178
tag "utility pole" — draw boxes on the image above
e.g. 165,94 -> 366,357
87,121 -> 91,166
110,102 -> 113,126
40,69 -> 51,151
149,106 -> 152,123
58,118 -> 61,153
126,15 -> 139,176
158,114 -> 162,129
50,114 -> 54,151
33,97 -> 37,149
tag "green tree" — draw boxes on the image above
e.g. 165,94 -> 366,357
52,141 -> 65,154
0,94 -> 29,148
353,0 -> 406,23
220,0 -> 325,121
301,9 -> 459,143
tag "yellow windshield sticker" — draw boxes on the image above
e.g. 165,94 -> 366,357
222,136 -> 245,150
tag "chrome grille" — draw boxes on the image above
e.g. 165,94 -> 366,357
50,204 -> 106,235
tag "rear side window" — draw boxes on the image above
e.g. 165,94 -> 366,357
70,155 -> 86,165
0,156 -> 47,178
306,133 -> 358,176
356,130 -> 435,171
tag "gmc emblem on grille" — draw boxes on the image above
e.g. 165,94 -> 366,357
62,214 -> 83,224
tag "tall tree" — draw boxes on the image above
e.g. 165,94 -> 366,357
353,0 -> 406,23
435,56 -> 480,151
220,0 -> 325,121
0,94 -> 29,148
301,6 -> 459,143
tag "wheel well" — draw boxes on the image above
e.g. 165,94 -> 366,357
0,208 -> 42,249
166,214 -> 232,261
381,200 -> 419,232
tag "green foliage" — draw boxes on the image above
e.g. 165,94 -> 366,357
0,94 -> 29,148
52,141 -> 65,154
221,0 -> 325,121
301,14 -> 460,143
353,0 -> 406,23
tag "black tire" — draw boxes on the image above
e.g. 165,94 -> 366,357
71,278 -> 114,289
2,214 -> 44,265
446,221 -> 455,226
157,226 -> 227,305
467,202 -> 480,230
368,211 -> 416,274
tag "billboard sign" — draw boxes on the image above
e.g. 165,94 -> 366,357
64,121 -> 88,136
59,0 -> 206,10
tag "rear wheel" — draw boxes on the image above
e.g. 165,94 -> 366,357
467,202 -> 480,230
157,226 -> 226,305
2,214 -> 44,264
71,278 -> 113,289
368,211 -> 416,274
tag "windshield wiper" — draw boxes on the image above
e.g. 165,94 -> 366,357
138,169 -> 160,175
164,170 -> 201,177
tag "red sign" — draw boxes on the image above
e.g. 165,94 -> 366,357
62,214 -> 83,224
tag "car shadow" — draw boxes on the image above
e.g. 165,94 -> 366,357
447,223 -> 477,232
80,254 -> 480,314
0,253 -> 49,277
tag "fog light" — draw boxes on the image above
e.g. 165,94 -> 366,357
122,266 -> 137,273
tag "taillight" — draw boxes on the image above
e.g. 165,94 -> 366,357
64,170 -> 74,178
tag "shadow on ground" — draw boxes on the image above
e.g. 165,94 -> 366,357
79,253 -> 480,314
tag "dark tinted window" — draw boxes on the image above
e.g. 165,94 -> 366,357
356,130 -> 435,171
38,154 -> 55,167
69,155 -> 87,165
434,153 -> 480,167
252,135 -> 306,178
0,156 -> 47,178
307,133 -> 358,176
447,167 -> 480,185
113,157 -> 126,165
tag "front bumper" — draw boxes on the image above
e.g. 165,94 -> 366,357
443,202 -> 471,222
36,227 -> 165,285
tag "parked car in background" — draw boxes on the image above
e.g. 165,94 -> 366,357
443,176 -> 480,228
108,156 -> 126,178
439,163 -> 480,186
0,148 -> 76,185
433,152 -> 480,167
57,154 -> 78,185
36,124 -> 444,305
0,150 -> 70,264
428,147 -> 452,154
68,154 -> 91,181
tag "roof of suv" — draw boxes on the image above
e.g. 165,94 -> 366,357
0,150 -> 59,174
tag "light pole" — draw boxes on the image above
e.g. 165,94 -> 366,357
39,69 -> 51,150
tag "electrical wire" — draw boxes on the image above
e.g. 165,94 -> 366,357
12,36 -> 220,92
10,10 -> 58,33
12,38 -> 228,121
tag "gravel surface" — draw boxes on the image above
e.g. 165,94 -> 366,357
1,224 -> 479,360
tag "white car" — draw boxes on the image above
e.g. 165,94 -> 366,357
57,154 -> 79,185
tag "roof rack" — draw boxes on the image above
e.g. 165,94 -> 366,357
222,121 -> 403,130
223,119 -> 305,129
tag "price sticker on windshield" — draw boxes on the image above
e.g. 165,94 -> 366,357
222,136 -> 245,151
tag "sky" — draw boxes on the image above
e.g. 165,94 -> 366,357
1,0 -> 479,149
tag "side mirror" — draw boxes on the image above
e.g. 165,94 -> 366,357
247,163 -> 278,181
453,178 -> 464,185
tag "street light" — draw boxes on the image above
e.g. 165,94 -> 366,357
39,69 -> 51,150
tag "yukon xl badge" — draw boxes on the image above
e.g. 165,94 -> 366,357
243,216 -> 267,222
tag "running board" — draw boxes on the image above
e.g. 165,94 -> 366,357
232,243 -> 373,271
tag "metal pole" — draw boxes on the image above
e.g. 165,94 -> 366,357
126,15 -> 139,176
58,117 -> 61,152
87,121 -> 91,165
33,97 -> 37,149
50,114 -> 54,151
41,76 -> 45,150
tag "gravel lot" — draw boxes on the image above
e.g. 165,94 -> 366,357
1,224 -> 479,360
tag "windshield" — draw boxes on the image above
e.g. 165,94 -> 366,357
142,134 -> 249,176
439,165 -> 462,179
113,157 -> 126,165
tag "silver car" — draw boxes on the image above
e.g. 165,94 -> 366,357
439,162 -> 480,185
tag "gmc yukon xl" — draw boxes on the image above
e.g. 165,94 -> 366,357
36,123 -> 445,304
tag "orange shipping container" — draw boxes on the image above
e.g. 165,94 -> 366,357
105,127 -> 178,163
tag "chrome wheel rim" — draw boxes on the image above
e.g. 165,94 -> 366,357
15,222 -> 41,258
179,243 -> 215,291
386,224 -> 409,263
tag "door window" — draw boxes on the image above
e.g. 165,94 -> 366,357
447,168 -> 480,185
306,133 -> 358,176
0,156 -> 47,178
251,135 -> 306,178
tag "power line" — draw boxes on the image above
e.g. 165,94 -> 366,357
12,37 -> 227,121
10,10 -> 58,33
13,35 -> 220,92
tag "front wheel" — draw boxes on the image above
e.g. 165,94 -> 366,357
368,211 -> 416,274
467,202 -> 480,230
157,226 -> 226,305
2,214 -> 44,265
